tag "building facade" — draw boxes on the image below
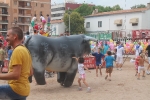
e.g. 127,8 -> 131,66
51,2 -> 94,20
0,0 -> 51,34
84,5 -> 150,41
0,2 -> 10,36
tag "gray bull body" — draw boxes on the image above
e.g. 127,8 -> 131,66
25,34 -> 97,87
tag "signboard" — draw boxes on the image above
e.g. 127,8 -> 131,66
99,33 -> 112,40
132,30 -> 150,39
84,56 -> 96,69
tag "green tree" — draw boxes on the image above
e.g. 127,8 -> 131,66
63,12 -> 85,35
112,5 -> 122,11
74,4 -> 93,16
131,4 -> 146,9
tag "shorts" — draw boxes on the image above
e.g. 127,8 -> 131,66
0,85 -> 27,99
106,67 -> 113,73
47,23 -> 50,27
79,74 -> 85,79
96,62 -> 102,67
116,56 -> 123,64
42,20 -> 46,23
138,66 -> 145,73
31,21 -> 35,27
0,61 -> 4,68
148,57 -> 150,64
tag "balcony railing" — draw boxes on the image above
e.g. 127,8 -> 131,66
18,5 -> 31,9
18,13 -> 31,16
0,20 -> 8,23
17,21 -> 30,24
0,11 -> 8,15
0,28 -> 7,31
0,3 -> 8,7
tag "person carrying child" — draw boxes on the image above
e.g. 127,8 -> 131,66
104,51 -> 115,81
92,48 -> 104,77
72,57 -> 91,93
136,53 -> 148,80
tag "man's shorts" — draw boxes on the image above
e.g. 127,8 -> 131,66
106,67 -> 113,73
31,21 -> 35,27
138,66 -> 145,73
116,56 -> 123,64
96,62 -> 102,67
79,74 -> 85,79
47,23 -> 50,27
148,57 -> 150,64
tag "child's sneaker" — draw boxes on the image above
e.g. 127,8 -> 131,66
86,87 -> 91,93
78,87 -> 82,91
119,68 -> 122,71
146,71 -> 149,75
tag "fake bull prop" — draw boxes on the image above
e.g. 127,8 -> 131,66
25,35 -> 97,87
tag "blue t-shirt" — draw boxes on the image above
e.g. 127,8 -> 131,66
92,52 -> 104,63
104,44 -> 109,54
105,56 -> 115,68
8,49 -> 13,60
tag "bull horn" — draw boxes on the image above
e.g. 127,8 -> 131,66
84,36 -> 98,42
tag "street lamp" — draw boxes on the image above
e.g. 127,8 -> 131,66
68,7 -> 70,36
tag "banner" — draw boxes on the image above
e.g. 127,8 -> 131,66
84,56 -> 96,69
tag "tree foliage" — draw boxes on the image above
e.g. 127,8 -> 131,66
68,4 -> 122,16
131,4 -> 146,9
63,12 -> 85,35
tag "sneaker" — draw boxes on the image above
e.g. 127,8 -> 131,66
86,87 -> 91,93
146,71 -> 150,75
119,68 -> 122,71
78,87 -> 82,91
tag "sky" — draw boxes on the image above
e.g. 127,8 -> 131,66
52,0 -> 150,9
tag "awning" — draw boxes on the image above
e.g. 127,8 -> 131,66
114,19 -> 122,24
130,18 -> 139,23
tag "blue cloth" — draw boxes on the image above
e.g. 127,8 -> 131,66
105,56 -> 115,68
8,49 -> 13,60
104,44 -> 109,54
47,17 -> 50,23
0,85 -> 27,99
136,45 -> 140,50
92,53 -> 104,65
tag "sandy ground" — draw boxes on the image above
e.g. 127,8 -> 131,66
0,59 -> 150,100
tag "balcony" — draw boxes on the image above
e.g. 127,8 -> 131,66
0,20 -> 8,24
17,21 -> 30,25
18,0 -> 31,2
0,28 -> 7,32
0,11 -> 9,16
18,13 -> 31,17
18,5 -> 31,9
0,3 -> 8,8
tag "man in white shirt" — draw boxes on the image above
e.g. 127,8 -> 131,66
116,42 -> 125,70
134,42 -> 143,58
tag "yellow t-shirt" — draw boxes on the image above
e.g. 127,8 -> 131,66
8,45 -> 32,96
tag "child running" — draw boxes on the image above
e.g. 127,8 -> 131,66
72,57 -> 91,93
104,51 -> 115,81
92,48 -> 104,77
136,53 -> 148,80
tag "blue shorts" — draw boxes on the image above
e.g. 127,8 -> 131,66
96,62 -> 102,66
0,85 -> 27,100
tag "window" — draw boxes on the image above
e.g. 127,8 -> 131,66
40,11 -> 42,15
14,17 -> 17,22
132,23 -> 138,26
86,22 -> 90,28
26,18 -> 31,22
41,4 -> 44,7
36,3 -> 37,6
117,24 -> 122,26
14,9 -> 17,13
98,21 -> 102,27
27,2 -> 30,7
14,1 -> 17,5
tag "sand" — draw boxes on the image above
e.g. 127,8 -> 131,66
0,59 -> 150,100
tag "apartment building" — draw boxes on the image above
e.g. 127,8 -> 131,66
0,2 -> 10,36
0,0 -> 51,34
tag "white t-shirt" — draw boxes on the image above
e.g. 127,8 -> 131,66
78,63 -> 85,74
116,46 -> 124,57
93,46 -> 99,53
31,17 -> 36,22
135,45 -> 143,56
40,16 -> 45,21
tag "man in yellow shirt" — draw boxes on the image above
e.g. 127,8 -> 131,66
0,27 -> 33,99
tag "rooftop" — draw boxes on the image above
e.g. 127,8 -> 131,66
85,8 -> 148,18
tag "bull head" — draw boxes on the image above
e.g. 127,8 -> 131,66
84,36 -> 98,42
